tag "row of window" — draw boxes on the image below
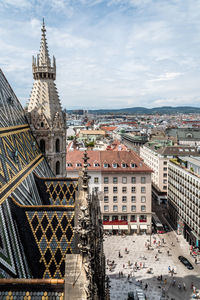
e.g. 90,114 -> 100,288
104,196 -> 146,203
103,162 -> 137,168
104,205 -> 146,212
103,215 -> 147,222
101,176 -> 146,184
104,186 -> 146,193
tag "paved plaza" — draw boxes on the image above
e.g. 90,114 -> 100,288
104,230 -> 200,300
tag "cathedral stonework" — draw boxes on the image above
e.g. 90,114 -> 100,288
27,20 -> 66,177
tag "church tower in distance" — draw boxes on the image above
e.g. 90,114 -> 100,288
27,20 -> 66,176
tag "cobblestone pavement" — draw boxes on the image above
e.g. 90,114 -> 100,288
104,231 -> 200,300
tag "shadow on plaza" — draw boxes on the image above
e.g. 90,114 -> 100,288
107,271 -> 199,300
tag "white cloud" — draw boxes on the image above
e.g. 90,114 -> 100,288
1,0 -> 200,108
0,0 -> 31,8
150,72 -> 183,82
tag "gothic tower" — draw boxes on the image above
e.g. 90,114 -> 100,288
27,20 -> 66,176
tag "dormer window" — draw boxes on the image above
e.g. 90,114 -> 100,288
112,163 -> 118,168
131,163 -> 136,168
104,163 -> 108,168
76,163 -> 82,167
94,162 -> 100,167
121,163 -> 126,168
67,163 -> 72,167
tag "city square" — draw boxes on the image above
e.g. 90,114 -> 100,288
104,231 -> 200,300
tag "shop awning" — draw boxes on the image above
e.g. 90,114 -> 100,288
103,225 -> 113,230
113,225 -> 119,230
140,224 -> 147,230
118,225 -> 128,230
131,224 -> 137,229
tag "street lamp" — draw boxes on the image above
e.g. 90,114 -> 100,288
148,224 -> 152,247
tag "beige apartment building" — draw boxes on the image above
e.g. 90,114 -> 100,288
168,157 -> 200,248
140,144 -> 168,204
140,143 -> 200,205
66,149 -> 152,234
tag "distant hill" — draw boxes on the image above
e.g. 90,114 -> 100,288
68,106 -> 200,115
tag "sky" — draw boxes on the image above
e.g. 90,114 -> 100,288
0,0 -> 200,110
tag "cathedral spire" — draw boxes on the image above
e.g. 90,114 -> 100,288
39,19 -> 51,67
32,19 -> 56,81
27,20 -> 66,177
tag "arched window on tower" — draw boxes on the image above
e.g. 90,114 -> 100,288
56,161 -> 60,175
41,122 -> 44,128
56,139 -> 60,153
40,139 -> 45,153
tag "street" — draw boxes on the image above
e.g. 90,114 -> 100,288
104,230 -> 200,300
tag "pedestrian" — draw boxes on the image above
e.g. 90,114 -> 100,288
121,271 -> 123,277
143,262 -> 145,268
162,287 -> 166,296
195,258 -> 197,264
145,283 -> 148,290
164,278 -> 167,285
167,250 -> 169,256
178,283 -> 181,290
160,274 -> 163,281
168,266 -> 171,272
119,271 -> 120,278
140,262 -> 142,269
193,286 -> 196,293
118,251 -> 121,258
191,282 -> 194,290
183,282 -> 186,290
123,264 -> 125,268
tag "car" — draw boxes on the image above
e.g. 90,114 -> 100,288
178,256 -> 194,270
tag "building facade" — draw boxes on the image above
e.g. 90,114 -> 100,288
140,143 -> 200,205
27,21 -> 66,176
140,144 -> 168,204
168,157 -> 200,248
66,149 -> 152,234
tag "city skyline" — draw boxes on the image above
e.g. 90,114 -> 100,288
1,0 -> 200,109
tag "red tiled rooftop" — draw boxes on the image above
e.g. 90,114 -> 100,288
66,150 -> 152,173
100,126 -> 117,131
